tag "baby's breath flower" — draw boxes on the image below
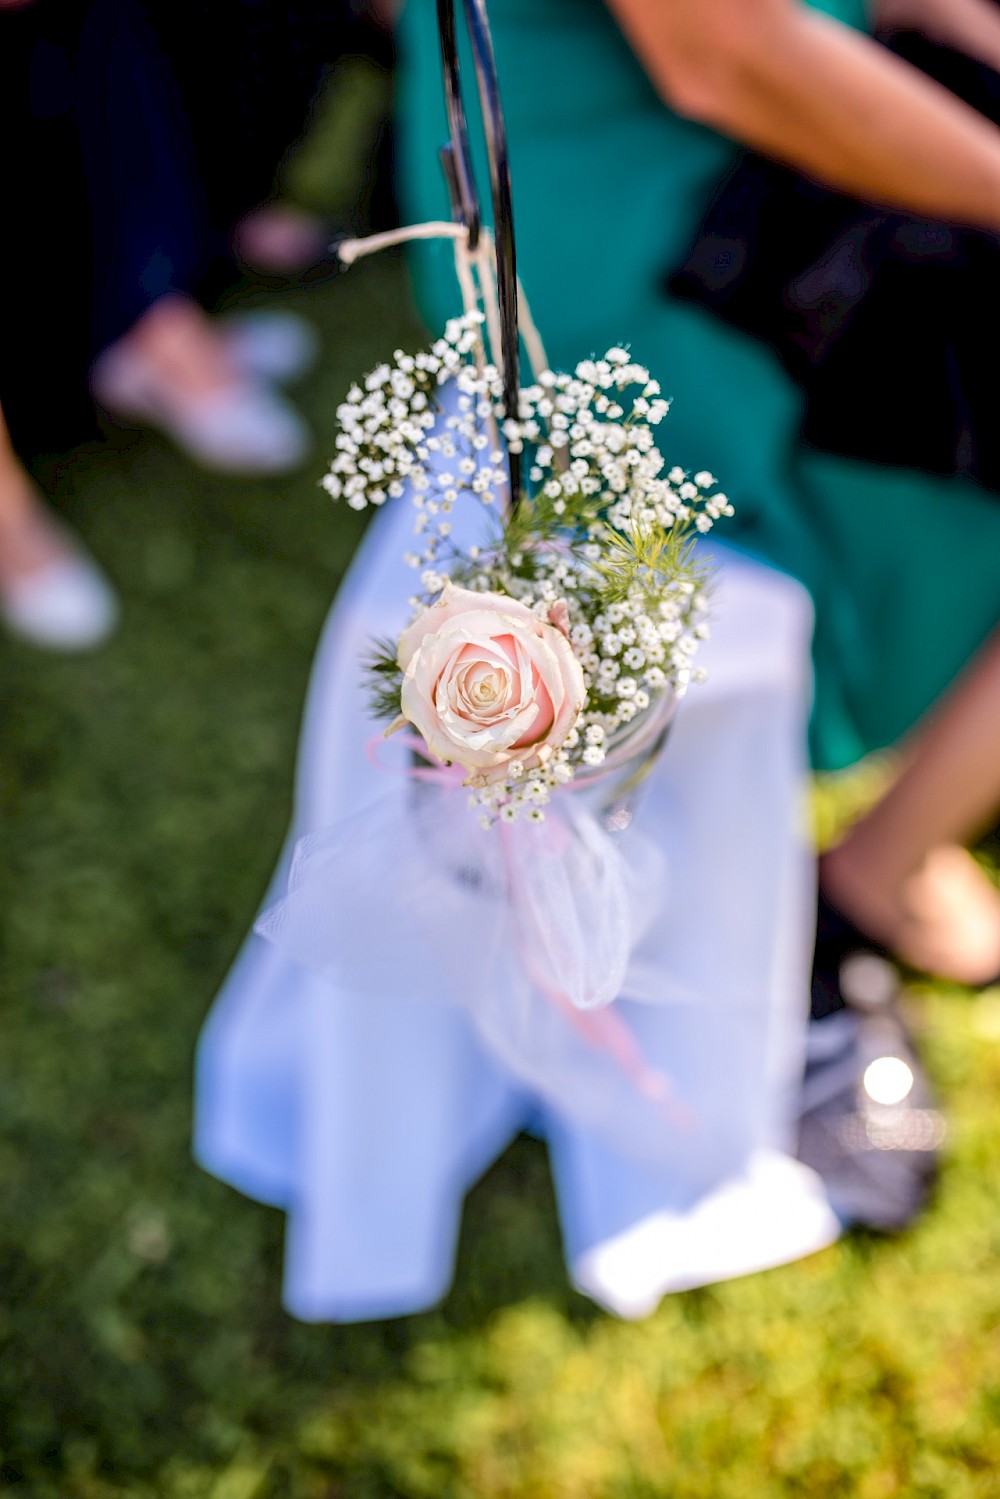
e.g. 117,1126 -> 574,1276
330,332 -> 727,819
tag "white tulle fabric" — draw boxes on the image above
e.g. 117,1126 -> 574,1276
256,771 -> 658,1014
195,406 -> 840,1321
254,779 -> 689,1164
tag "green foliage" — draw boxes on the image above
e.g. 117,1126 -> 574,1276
500,504 -> 707,614
4,190 -> 1000,1499
594,521 -> 700,599
280,56 -> 393,218
364,637 -> 405,722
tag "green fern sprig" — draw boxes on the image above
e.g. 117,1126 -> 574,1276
364,637 -> 404,722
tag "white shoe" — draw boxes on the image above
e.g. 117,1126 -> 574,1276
1,549 -> 118,651
222,310 -> 319,385
91,343 -> 311,475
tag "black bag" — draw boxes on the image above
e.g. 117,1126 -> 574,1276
668,29 -> 1000,492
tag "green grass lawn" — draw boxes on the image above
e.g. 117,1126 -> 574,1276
4,240 -> 1000,1498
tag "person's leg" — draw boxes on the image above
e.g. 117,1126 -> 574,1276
0,406 -> 117,649
0,412 -> 57,583
75,0 -> 215,353
75,0 -> 310,472
822,625 -> 1000,984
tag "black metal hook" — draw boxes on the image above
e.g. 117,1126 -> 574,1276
436,0 -> 521,500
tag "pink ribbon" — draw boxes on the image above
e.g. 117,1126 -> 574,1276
366,734 -> 687,1128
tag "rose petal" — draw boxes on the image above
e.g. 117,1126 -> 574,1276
398,584 -> 544,671
397,585 -> 587,774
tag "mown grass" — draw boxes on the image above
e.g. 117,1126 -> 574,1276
4,126 -> 1000,1499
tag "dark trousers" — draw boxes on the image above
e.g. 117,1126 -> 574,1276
1,0 -> 210,455
0,0 -> 382,460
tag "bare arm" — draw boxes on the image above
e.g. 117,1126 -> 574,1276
875,0 -> 1000,75
605,0 -> 1000,233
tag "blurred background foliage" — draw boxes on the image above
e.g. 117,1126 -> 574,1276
3,59 -> 1000,1499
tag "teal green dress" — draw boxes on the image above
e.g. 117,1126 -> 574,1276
396,0 -> 1000,770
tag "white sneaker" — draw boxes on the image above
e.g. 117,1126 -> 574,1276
222,310 -> 319,385
1,550 -> 118,651
91,342 -> 311,475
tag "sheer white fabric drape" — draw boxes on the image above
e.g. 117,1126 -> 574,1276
195,429 -> 838,1320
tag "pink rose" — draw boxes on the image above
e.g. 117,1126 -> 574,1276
397,583 -> 586,783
